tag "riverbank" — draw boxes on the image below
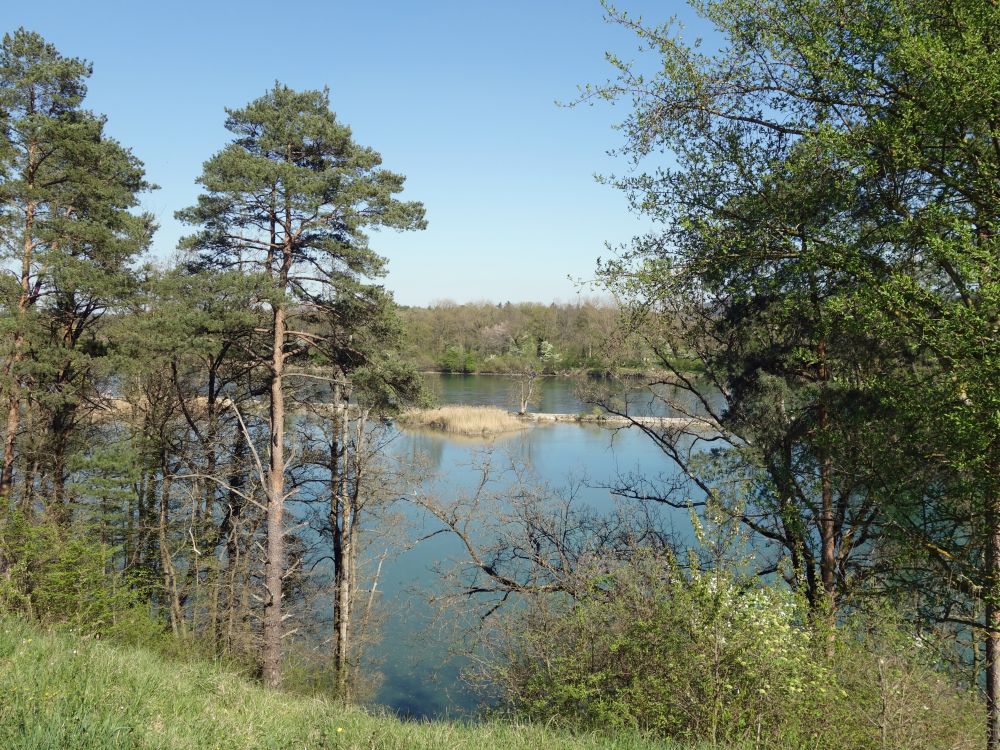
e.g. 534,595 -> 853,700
517,411 -> 717,430
419,367 -> 696,380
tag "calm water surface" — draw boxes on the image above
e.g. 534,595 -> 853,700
357,375 -> 693,717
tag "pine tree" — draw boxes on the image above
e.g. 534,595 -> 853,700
178,83 -> 425,688
0,29 -> 153,510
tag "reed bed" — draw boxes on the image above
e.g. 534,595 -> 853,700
398,405 -> 528,436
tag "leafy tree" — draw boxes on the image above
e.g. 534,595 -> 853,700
589,4 -> 889,616
510,336 -> 560,414
589,0 -> 1000,741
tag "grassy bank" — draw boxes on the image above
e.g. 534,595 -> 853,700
0,617 -> 685,750
397,405 -> 528,436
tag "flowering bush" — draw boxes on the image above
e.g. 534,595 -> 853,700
492,556 -> 980,749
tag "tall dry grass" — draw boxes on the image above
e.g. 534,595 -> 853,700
398,405 -> 527,436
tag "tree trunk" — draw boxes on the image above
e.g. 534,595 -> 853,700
261,302 -> 286,689
330,379 -> 352,700
1,379 -> 21,499
813,276 -> 837,617
1,178 -> 36,499
334,499 -> 353,701
159,466 -> 185,637
202,364 -> 219,649
220,432 -> 247,652
986,489 -> 1000,750
818,412 -> 836,611
49,400 -> 74,521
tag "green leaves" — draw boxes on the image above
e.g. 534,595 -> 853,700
176,83 -> 427,413
591,0 -> 1000,636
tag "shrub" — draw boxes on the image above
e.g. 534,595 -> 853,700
491,558 -> 981,749
441,345 -> 478,373
0,512 -> 163,647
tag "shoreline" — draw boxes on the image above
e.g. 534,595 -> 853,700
516,411 -> 717,431
418,368 -> 691,380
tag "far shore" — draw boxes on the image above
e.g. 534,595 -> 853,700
417,368 -> 692,380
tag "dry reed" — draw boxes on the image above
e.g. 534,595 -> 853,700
398,405 -> 528,436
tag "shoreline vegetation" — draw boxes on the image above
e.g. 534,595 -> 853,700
396,404 -> 716,436
398,301 -> 703,377
417,367 -> 692,379
397,405 -> 528,436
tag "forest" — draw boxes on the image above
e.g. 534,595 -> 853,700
399,300 -> 635,373
2,0 -> 1000,749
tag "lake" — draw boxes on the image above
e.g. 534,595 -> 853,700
342,374 -> 693,717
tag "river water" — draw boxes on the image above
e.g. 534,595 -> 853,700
348,375 -> 692,717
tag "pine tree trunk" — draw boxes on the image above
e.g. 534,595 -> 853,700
1,381 -> 20,499
261,302 -> 286,689
1,180 -> 35,499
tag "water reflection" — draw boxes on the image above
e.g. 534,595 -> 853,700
359,375 -> 696,717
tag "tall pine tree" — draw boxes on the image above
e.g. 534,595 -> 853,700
0,29 -> 153,511
178,84 -> 425,687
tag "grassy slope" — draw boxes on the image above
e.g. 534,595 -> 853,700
0,618 -> 684,750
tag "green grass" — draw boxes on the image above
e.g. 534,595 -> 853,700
0,617 -> 691,750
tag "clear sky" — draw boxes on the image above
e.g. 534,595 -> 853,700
2,1 -> 712,306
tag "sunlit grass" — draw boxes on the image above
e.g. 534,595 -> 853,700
0,617 -> 692,750
398,405 -> 528,436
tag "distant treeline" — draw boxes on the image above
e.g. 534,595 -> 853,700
399,300 -> 648,373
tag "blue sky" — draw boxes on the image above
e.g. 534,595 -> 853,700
3,1 -> 712,306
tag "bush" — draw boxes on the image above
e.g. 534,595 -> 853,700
816,614 -> 982,750
491,558 -> 981,749
441,345 -> 478,373
0,512 -> 163,647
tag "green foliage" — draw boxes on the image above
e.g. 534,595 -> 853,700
588,0 -> 1000,643
0,27 -> 154,511
494,559 -> 980,749
402,301 -> 648,374
177,83 -> 425,282
498,561 -> 823,742
440,345 -> 478,374
0,514 -> 162,647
